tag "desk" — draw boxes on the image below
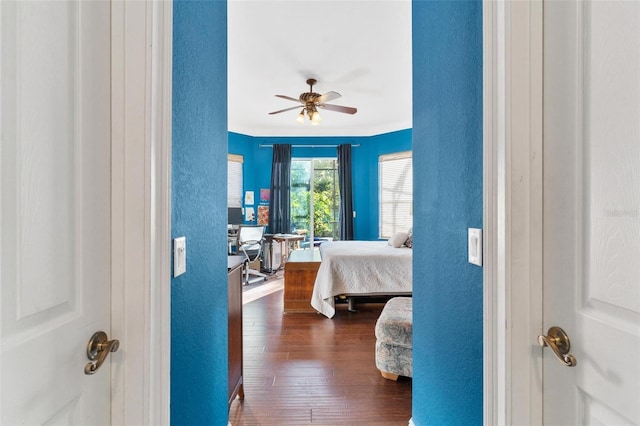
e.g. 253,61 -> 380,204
272,234 -> 305,265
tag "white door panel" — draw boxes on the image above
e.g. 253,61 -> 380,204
544,1 -> 640,424
1,1 -> 112,424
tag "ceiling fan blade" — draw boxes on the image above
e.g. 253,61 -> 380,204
316,91 -> 341,104
268,105 -> 303,115
318,103 -> 358,115
275,94 -> 301,103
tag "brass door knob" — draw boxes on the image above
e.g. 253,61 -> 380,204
538,326 -> 577,367
85,331 -> 120,375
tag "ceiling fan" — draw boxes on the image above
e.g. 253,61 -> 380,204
268,78 -> 357,125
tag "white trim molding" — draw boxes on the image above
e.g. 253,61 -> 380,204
483,1 -> 543,424
483,1 -> 504,423
111,1 -> 172,424
148,0 -> 173,424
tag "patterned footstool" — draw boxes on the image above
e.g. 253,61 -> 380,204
375,297 -> 413,380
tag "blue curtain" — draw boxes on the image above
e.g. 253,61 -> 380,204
337,144 -> 354,240
268,144 -> 291,234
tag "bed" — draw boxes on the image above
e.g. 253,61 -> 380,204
310,240 -> 412,318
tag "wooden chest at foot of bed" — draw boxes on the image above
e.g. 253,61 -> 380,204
284,249 -> 321,313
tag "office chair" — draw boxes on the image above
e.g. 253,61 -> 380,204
237,225 -> 268,284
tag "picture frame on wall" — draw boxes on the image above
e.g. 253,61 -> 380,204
244,191 -> 254,205
260,188 -> 270,203
258,205 -> 269,225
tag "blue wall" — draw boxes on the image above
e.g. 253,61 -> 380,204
412,1 -> 483,424
229,129 -> 412,240
172,1 -> 228,424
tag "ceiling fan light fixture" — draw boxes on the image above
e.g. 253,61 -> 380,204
311,110 -> 322,124
269,78 -> 357,125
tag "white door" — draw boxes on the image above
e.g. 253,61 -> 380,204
543,0 -> 640,424
1,1 -> 114,424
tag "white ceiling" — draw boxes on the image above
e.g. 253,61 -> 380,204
228,0 -> 412,137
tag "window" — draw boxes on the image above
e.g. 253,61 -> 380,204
379,151 -> 412,238
228,154 -> 243,207
290,158 -> 340,245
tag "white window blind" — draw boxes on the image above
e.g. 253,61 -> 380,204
228,154 -> 243,207
379,151 -> 413,238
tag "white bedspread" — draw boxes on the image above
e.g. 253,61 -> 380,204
310,241 -> 412,318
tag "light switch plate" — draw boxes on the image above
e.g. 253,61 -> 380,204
468,228 -> 482,266
174,236 -> 186,277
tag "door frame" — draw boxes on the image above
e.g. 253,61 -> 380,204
139,1 -> 548,424
111,1 -> 172,424
483,1 -> 544,425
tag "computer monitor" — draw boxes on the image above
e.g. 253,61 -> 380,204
228,207 -> 244,225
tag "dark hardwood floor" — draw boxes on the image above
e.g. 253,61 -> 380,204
229,289 -> 412,425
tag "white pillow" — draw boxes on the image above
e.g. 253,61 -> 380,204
405,228 -> 413,248
388,232 -> 409,248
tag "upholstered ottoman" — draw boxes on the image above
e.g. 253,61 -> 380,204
375,297 -> 413,380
